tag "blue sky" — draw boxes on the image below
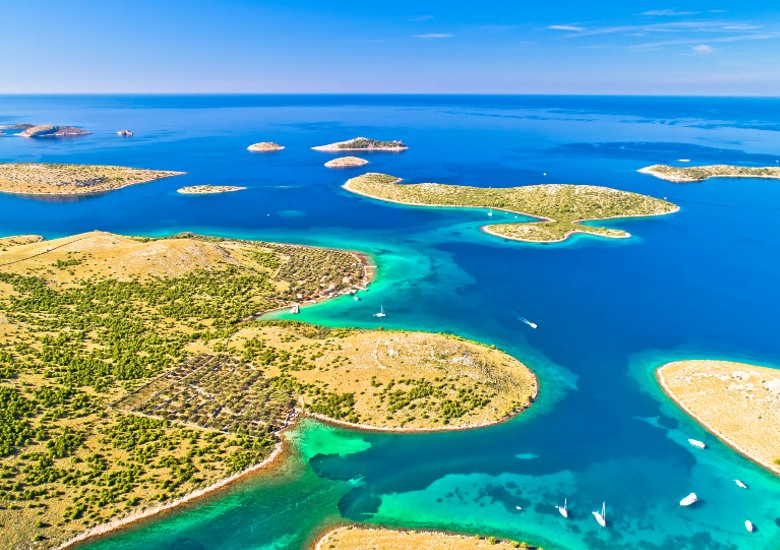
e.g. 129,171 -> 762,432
2,1 -> 779,95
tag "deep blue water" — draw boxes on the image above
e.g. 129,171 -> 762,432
1,95 -> 779,549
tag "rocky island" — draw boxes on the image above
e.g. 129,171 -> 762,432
247,141 -> 285,152
657,360 -> 780,475
0,163 -> 184,195
315,526 -> 527,550
18,124 -> 90,138
313,137 -> 408,152
639,164 -> 780,183
177,185 -> 247,194
344,172 -> 678,243
0,231 -> 538,548
324,156 -> 370,168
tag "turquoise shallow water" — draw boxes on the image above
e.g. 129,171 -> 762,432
1,95 -> 779,549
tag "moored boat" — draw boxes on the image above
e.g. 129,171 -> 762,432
687,438 -> 706,449
735,479 -> 748,489
556,498 -> 569,519
679,492 -> 698,507
745,519 -> 754,532
592,502 -> 606,528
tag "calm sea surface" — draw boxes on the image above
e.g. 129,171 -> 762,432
1,95 -> 779,549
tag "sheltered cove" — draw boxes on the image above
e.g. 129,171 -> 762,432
657,360 -> 780,475
0,231 -> 538,548
343,172 -> 678,243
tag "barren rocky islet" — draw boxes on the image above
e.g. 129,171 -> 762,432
639,164 -> 780,182
0,163 -> 184,195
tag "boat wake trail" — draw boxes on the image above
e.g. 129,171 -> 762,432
518,316 -> 538,329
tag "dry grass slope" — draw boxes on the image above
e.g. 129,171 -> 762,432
316,526 -> 530,550
344,173 -> 677,243
657,360 -> 780,475
0,231 -> 537,548
0,232 -> 366,548
0,163 -> 184,195
639,164 -> 780,183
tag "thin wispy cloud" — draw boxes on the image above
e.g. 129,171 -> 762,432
414,33 -> 454,39
632,32 -> 779,51
692,44 -> 715,54
548,25 -> 584,32
553,20 -> 768,38
640,9 -> 698,16
407,15 -> 435,22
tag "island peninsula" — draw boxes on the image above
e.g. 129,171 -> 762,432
657,360 -> 780,475
0,231 -> 537,548
177,185 -> 247,194
19,125 -> 90,138
0,163 -> 184,195
315,526 -> 529,550
313,137 -> 408,152
639,164 -> 780,183
343,173 -> 678,243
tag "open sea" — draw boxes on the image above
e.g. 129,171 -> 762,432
1,94 -> 779,550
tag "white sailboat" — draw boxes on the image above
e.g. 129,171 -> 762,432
353,295 -> 360,301
374,305 -> 386,318
487,209 -> 493,217
735,479 -> 748,489
290,303 -> 300,314
556,498 -> 569,519
592,502 -> 606,528
687,438 -> 706,449
745,519 -> 754,532
679,492 -> 698,507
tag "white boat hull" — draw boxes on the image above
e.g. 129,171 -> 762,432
687,438 -> 706,449
592,511 -> 606,527
679,492 -> 698,507
745,520 -> 754,532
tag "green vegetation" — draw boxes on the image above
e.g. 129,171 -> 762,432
0,163 -> 184,195
639,164 -> 780,183
337,138 -> 405,149
0,231 -> 536,547
313,137 -> 408,151
0,232 -> 367,548
344,172 -> 678,243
